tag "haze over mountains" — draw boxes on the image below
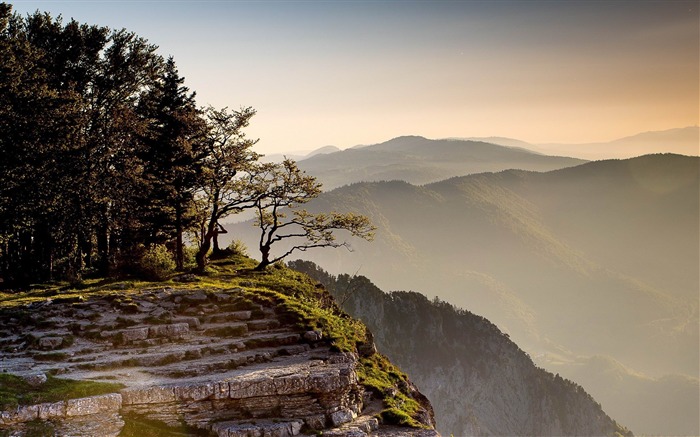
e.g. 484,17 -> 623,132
295,136 -> 586,189
225,140 -> 699,436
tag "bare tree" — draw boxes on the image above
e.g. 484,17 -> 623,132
251,159 -> 375,271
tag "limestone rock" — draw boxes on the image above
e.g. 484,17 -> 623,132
304,330 -> 323,342
21,373 -> 47,387
38,336 -> 63,350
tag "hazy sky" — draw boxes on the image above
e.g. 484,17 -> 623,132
10,1 -> 700,154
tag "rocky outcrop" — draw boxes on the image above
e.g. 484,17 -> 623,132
0,283 -> 437,436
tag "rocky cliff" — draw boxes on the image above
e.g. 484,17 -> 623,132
291,261 -> 633,437
0,256 -> 437,436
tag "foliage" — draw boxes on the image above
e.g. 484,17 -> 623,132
227,239 -> 249,256
250,159 -> 376,270
0,4 -> 374,285
0,374 -> 124,409
139,244 -> 176,281
194,106 -> 259,272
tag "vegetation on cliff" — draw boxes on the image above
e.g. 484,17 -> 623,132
0,254 -> 434,433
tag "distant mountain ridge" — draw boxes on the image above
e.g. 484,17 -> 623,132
225,153 -> 699,436
532,126 -> 699,159
296,136 -> 586,189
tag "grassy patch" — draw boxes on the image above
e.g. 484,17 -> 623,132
0,374 -> 124,410
357,354 -> 426,428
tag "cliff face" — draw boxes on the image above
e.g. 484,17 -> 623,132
0,257 -> 437,436
291,261 -> 632,437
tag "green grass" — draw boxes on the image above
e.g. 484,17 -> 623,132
0,374 -> 124,410
357,354 -> 426,428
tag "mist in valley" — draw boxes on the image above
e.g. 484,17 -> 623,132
226,140 -> 700,436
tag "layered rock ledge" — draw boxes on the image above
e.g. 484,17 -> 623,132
0,276 -> 438,436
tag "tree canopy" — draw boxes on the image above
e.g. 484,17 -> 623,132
0,3 -> 373,285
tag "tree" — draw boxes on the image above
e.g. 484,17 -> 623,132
251,159 -> 375,271
195,106 -> 259,272
0,4 -> 166,284
137,57 -> 207,270
0,5 -> 92,284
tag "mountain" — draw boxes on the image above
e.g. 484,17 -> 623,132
0,256 -> 437,436
225,154 -> 699,436
534,126 -> 699,160
539,355 -> 700,436
261,145 -> 341,163
296,136 -> 586,189
290,260 -> 632,437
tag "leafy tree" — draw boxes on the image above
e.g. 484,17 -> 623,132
195,106 -> 259,272
0,5 -> 90,283
0,4 -> 165,283
137,57 -> 207,270
250,159 -> 375,270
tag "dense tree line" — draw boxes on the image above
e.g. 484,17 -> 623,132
0,3 -> 373,286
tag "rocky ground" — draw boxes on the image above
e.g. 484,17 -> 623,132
0,261 -> 437,437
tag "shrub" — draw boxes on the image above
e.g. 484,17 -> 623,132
227,239 -> 248,257
140,245 -> 176,281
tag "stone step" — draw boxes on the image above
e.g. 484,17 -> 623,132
146,345 -> 311,378
63,332 -> 307,376
321,415 -> 380,437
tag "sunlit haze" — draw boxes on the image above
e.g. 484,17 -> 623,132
11,1 -> 699,154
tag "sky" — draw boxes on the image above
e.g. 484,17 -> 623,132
9,1 -> 700,155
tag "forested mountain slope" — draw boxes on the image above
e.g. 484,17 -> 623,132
291,261 -> 632,437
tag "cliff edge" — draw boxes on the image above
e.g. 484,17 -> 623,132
0,255 -> 437,436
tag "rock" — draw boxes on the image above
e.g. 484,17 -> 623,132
305,414 -> 328,430
304,330 -> 323,342
147,323 -> 189,338
121,386 -> 176,405
230,310 -> 252,321
38,336 -> 63,350
173,273 -> 199,283
22,373 -> 47,387
65,393 -> 122,417
118,327 -> 149,343
330,408 -> 356,427
183,290 -> 209,303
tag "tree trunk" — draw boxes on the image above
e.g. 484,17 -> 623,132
212,231 -> 220,253
196,239 -> 210,273
196,217 -> 217,273
254,245 -> 271,271
175,204 -> 184,271
97,221 -> 109,276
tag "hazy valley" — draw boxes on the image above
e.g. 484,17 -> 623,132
227,140 -> 700,436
